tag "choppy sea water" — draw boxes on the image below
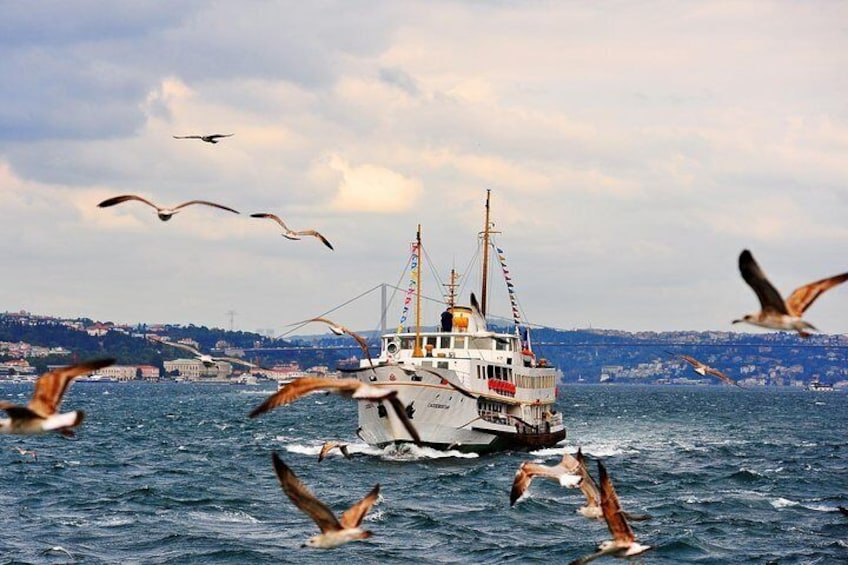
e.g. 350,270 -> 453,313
0,383 -> 846,564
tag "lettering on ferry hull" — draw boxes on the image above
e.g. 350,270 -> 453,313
427,403 -> 450,410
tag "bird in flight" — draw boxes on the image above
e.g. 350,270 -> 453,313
568,459 -> 652,564
734,249 -> 848,337
148,337 -> 257,369
510,450 -> 583,506
250,213 -> 334,250
308,317 -> 373,368
572,448 -> 602,519
0,358 -> 115,436
249,376 -> 421,446
671,353 -> 742,387
98,194 -> 240,222
11,446 -> 38,462
271,452 -> 379,548
318,441 -> 352,462
172,133 -> 234,144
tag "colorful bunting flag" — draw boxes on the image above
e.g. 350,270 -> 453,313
397,243 -> 420,332
494,244 -> 521,326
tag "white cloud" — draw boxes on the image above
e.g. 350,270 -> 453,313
328,155 -> 421,213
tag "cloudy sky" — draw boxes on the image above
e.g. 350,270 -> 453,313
2,1 -> 847,337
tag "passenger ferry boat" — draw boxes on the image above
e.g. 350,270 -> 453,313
348,191 -> 566,453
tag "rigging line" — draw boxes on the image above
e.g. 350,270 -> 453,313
490,234 -> 525,325
277,283 -> 384,340
420,243 -> 448,303
457,238 -> 482,301
373,251 -> 417,337
380,282 -> 449,305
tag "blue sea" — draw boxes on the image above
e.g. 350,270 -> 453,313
0,383 -> 846,564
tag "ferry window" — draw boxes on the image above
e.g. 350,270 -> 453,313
437,361 -> 448,369
453,336 -> 467,349
400,337 -> 415,350
471,337 -> 492,350
425,336 -> 438,349
495,339 -> 508,351
486,365 -> 494,380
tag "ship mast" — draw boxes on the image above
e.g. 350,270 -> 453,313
443,268 -> 459,309
413,224 -> 424,357
480,189 -> 492,316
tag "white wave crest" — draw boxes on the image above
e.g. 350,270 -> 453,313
771,497 -> 799,509
581,443 -> 627,458
188,509 -> 259,524
379,444 -> 478,460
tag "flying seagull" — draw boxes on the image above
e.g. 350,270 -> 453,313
250,213 -> 334,250
734,249 -> 848,337
573,448 -> 602,519
671,353 -> 742,388
249,377 -> 422,446
11,446 -> 38,462
309,317 -> 373,368
272,452 -> 379,548
0,358 -> 115,436
573,449 -> 649,522
318,441 -> 351,462
98,194 -> 240,221
148,336 -> 257,369
510,451 -> 583,506
568,460 -> 652,565
172,133 -> 234,144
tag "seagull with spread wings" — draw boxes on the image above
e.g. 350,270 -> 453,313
734,249 -> 848,337
318,441 -> 351,462
0,358 -> 114,436
98,194 -> 239,221
11,446 -> 38,462
250,212 -> 334,250
148,336 -> 257,369
271,452 -> 379,548
672,353 -> 742,387
309,317 -> 373,368
249,377 -> 421,446
172,133 -> 234,143
568,460 -> 652,564
573,448 -> 602,519
510,450 -> 583,506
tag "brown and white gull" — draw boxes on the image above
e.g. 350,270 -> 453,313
672,353 -> 742,388
11,446 -> 38,462
98,194 -> 239,221
249,377 -> 421,446
510,451 -> 583,506
573,448 -> 602,519
308,317 -> 373,368
0,358 -> 115,436
149,336 -> 257,369
318,441 -> 351,462
734,249 -> 848,337
250,212 -> 334,250
172,133 -> 234,144
568,460 -> 651,564
271,452 -> 379,548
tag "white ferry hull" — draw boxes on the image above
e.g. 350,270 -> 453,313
349,365 -> 566,453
